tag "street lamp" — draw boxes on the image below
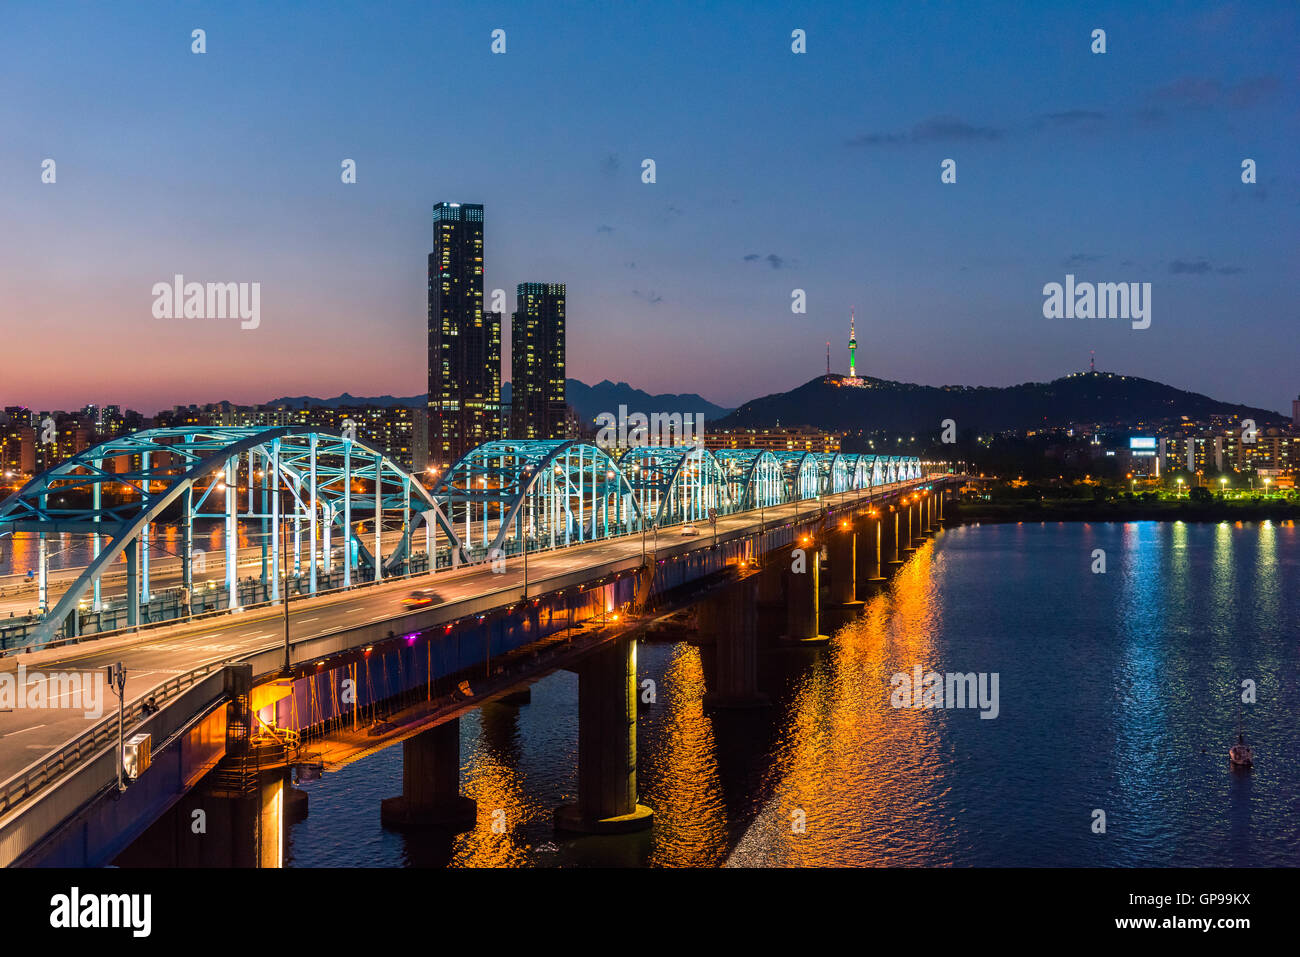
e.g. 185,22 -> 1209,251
106,662 -> 127,792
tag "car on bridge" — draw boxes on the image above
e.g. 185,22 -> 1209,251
681,524 -> 700,536
402,587 -> 443,609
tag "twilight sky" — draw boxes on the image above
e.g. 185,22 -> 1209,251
2,0 -> 1296,415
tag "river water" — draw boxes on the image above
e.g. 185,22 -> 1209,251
285,520 -> 1299,867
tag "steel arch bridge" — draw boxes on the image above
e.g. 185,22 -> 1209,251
0,426 -> 464,647
433,439 -> 644,560
1,426 -> 927,647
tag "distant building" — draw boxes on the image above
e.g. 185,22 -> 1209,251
1293,394 -> 1300,428
1159,427 -> 1299,479
1,422 -> 36,482
427,202 -> 500,468
705,426 -> 840,454
510,282 -> 567,440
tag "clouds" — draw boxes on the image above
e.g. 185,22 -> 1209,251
744,253 -> 787,270
845,114 -> 1004,147
1168,258 -> 1246,275
1151,75 -> 1281,109
1063,253 -> 1103,268
631,289 -> 663,305
846,75 -> 1279,149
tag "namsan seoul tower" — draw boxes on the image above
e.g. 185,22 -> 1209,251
848,307 -> 858,378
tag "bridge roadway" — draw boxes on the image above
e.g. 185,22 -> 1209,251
0,480 -> 935,787
0,537 -> 346,618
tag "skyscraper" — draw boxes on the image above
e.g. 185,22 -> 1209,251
510,282 -> 567,440
427,203 -> 501,467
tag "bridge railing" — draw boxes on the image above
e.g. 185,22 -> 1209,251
0,660 -> 224,816
1,549 -> 444,656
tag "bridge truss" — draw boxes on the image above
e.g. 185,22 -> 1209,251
0,428 -> 927,647
0,427 -> 463,647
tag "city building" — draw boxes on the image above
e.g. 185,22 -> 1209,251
1,421 -> 36,483
427,202 -> 500,469
510,282 -> 567,440
705,426 -> 840,454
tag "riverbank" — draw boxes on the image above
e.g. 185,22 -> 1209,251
951,499 -> 1300,524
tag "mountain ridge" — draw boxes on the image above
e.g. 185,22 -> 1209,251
264,379 -> 733,424
714,370 -> 1287,434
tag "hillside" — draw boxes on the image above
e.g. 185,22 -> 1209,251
714,371 -> 1285,434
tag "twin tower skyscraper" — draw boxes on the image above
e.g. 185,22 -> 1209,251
427,203 -> 567,469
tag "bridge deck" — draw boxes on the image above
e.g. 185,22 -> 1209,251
0,478 -> 950,799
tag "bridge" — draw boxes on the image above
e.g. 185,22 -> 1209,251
0,425 -> 955,866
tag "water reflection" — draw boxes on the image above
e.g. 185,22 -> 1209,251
285,522 -> 1299,868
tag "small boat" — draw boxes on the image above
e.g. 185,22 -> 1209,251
1229,733 -> 1253,769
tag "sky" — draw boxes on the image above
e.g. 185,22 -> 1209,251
1,0 -> 1297,415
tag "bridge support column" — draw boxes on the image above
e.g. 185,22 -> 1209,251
885,508 -> 904,568
555,636 -> 654,834
700,576 -> 768,709
781,548 -> 829,644
903,502 -> 919,552
756,560 -> 784,605
826,520 -> 861,609
381,718 -> 477,832
855,514 -> 886,595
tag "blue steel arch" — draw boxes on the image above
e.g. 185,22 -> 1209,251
862,455 -> 885,487
713,449 -> 784,512
771,451 -> 821,501
619,445 -> 729,527
435,440 -> 645,558
0,426 -> 464,648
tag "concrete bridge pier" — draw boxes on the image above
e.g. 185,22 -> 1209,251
781,546 -> 829,644
903,501 -> 919,552
884,507 -> 905,568
826,519 -> 863,611
555,636 -> 654,834
381,718 -> 477,832
699,576 -> 769,709
756,558 -> 784,606
113,766 -> 296,868
855,513 -> 887,596
923,492 -> 935,534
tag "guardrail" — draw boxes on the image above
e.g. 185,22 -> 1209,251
0,660 -> 224,815
2,550 -> 442,655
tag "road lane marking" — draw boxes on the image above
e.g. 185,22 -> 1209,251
4,724 -> 46,737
